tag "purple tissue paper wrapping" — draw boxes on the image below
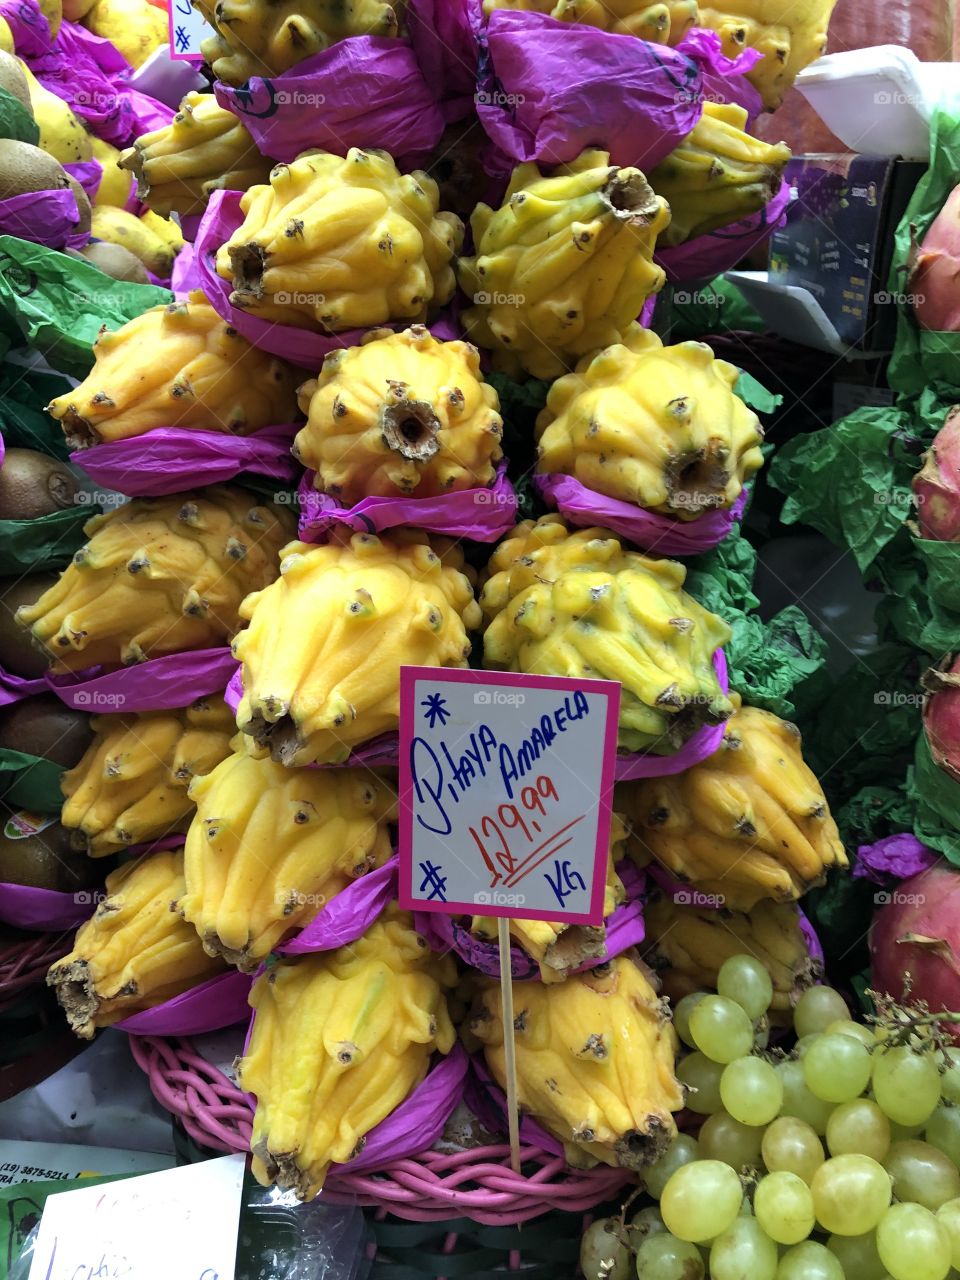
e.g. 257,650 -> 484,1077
45,648 -> 236,713
0,189 -> 87,250
64,159 -> 104,204
0,666 -> 48,707
406,0 -> 482,122
655,178 -> 793,283
615,649 -> 728,781
117,970 -> 255,1035
278,857 -> 399,955
854,834 -> 938,886
0,0 -> 52,57
0,880 -> 95,931
675,27 -> 764,121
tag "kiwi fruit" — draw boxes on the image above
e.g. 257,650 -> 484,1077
0,50 -> 32,116
68,240 -> 149,284
0,574 -> 56,676
67,174 -> 92,236
0,138 -> 69,199
0,808 -> 100,892
0,694 -> 92,767
0,448 -> 78,519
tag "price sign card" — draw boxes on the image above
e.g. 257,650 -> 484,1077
27,1153 -> 245,1280
399,668 -> 620,925
168,0 -> 216,60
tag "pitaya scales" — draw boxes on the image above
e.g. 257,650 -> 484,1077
912,406 -> 960,542
910,185 -> 960,332
922,654 -> 960,784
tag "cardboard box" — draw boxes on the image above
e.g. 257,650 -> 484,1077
769,154 -> 926,351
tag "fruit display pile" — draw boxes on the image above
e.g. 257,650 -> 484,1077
3,0 -> 960,1275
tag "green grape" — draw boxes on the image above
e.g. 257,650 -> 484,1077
942,1049 -> 960,1105
825,1098 -> 891,1161
720,1056 -> 784,1126
698,1111 -> 764,1171
709,1215 -> 778,1280
677,1053 -> 724,1116
927,1106 -> 960,1168
660,1160 -> 743,1243
754,1171 -> 815,1245
872,1046 -> 942,1127
824,1018 -> 876,1048
580,1218 -> 630,1280
794,1034 -> 820,1059
890,1119 -> 929,1141
810,1154 -> 892,1235
689,996 -> 755,1064
634,1233 -> 705,1279
627,1205 -> 668,1252
827,1231 -> 888,1280
876,1202 -> 953,1280
761,1116 -> 825,1183
936,1197 -> 960,1269
776,1241 -> 844,1280
884,1141 -> 960,1211
644,1135 -> 700,1199
777,1059 -> 835,1134
674,993 -> 707,1048
803,1033 -> 872,1104
793,986 -> 849,1038
717,955 -> 774,1020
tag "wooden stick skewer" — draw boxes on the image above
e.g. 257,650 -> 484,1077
497,917 -> 522,1174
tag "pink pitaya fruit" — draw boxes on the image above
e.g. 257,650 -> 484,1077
910,185 -> 960,331
912,406 -> 960,541
922,655 -> 960,783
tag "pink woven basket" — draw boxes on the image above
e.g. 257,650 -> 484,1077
0,930 -> 70,1009
128,1035 -> 633,1224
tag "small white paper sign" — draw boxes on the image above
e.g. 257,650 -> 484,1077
398,668 -> 620,925
168,0 -> 216,61
27,1153 -> 245,1280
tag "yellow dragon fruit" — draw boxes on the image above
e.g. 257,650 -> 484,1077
480,516 -> 733,753
294,326 -> 504,504
46,293 -> 304,449
180,750 -> 396,969
118,93 -> 275,218
234,530 -> 481,765
48,850 -> 227,1038
61,698 -> 235,856
458,149 -> 671,379
618,697 -> 847,910
535,324 -> 764,518
465,954 -> 684,1168
483,0 -> 699,43
16,487 -> 293,672
238,907 -> 456,1199
696,0 -> 837,109
647,102 -> 791,245
216,148 -> 462,332
195,0 -> 404,86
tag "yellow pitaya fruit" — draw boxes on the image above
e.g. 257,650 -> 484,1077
696,0 -> 837,110
294,325 -> 504,504
465,954 -> 684,1168
483,0 -> 699,43
617,697 -> 847,910
238,906 -> 456,1199
180,749 -> 396,970
46,293 -> 304,449
480,516 -> 733,753
216,148 -> 462,332
234,530 -> 481,765
16,487 -> 294,672
647,102 -> 791,245
535,324 -> 764,519
61,698 -> 235,855
48,850 -> 227,1038
118,93 -> 275,218
195,0 -> 403,86
458,149 -> 670,379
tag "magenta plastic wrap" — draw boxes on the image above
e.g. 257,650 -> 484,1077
0,189 -> 87,249
656,179 -> 792,283
64,159 -> 104,204
116,970 -> 254,1036
45,649 -> 235,712
798,907 -> 824,970
406,0 -> 481,122
466,1053 -> 562,1155
278,857 -> 398,955
675,27 -> 763,121
615,649 -> 728,781
0,0 -> 52,57
0,666 -> 47,707
476,10 -> 702,170
534,474 -> 750,556
71,424 -> 301,498
171,241 -> 199,297
414,862 -> 646,981
297,460 -> 516,543
0,880 -> 94,931
854,833 -> 938,885
214,37 -> 444,168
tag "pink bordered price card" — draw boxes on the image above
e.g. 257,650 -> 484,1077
398,667 -> 621,927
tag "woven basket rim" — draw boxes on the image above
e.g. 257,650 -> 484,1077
0,930 -> 70,1002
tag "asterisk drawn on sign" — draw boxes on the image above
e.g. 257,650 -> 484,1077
421,692 -> 450,730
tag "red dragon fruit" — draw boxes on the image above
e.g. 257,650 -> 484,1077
910,185 -> 960,332
923,655 -> 960,784
912,406 -> 960,542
